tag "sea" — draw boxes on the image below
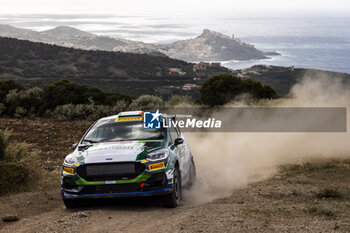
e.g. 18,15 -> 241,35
0,14 -> 349,73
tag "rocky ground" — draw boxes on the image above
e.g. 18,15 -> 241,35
0,118 -> 91,170
0,118 -> 349,232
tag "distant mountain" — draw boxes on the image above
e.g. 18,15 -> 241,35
40,26 -> 93,40
0,25 -> 268,62
0,24 -> 43,41
0,24 -> 128,50
0,37 -> 231,98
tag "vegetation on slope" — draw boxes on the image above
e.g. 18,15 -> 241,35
0,76 -> 278,120
200,73 -> 277,106
0,80 -> 133,119
0,37 -> 230,97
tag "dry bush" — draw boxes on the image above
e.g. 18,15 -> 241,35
128,95 -> 164,111
51,104 -> 114,121
0,129 -> 46,195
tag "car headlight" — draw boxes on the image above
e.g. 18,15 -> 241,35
146,149 -> 169,161
63,167 -> 75,174
64,156 -> 78,165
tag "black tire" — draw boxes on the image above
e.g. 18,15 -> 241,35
188,158 -> 196,187
163,166 -> 182,208
63,198 -> 80,209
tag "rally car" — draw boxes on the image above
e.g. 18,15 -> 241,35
61,111 -> 196,208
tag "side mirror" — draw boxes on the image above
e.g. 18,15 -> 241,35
174,138 -> 184,146
72,143 -> 78,150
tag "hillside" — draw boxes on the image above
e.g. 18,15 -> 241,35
0,24 -> 269,62
0,37 -> 230,98
159,29 -> 267,61
232,65 -> 350,95
1,37 -> 349,97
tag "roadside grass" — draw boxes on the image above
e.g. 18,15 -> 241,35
306,206 -> 336,217
279,160 -> 350,177
38,169 -> 61,191
316,188 -> 342,199
243,159 -> 350,224
0,129 -> 59,196
278,159 -> 350,200
242,206 -> 296,219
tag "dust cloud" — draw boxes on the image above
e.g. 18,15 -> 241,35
183,73 -> 350,204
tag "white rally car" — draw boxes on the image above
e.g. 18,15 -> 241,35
61,111 -> 196,208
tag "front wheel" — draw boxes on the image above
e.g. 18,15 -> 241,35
163,166 -> 181,208
63,198 -> 80,209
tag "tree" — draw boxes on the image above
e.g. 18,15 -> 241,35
0,80 -> 23,102
42,79 -> 133,110
200,73 -> 277,106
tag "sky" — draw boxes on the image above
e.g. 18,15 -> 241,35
0,0 -> 349,18
0,0 -> 349,43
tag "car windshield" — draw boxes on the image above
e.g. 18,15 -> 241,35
82,120 -> 165,143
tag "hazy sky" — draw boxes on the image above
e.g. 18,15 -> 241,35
1,0 -> 349,18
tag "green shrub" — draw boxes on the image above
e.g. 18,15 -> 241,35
0,80 -> 23,102
51,104 -> 83,120
86,105 -> 114,121
306,206 -> 335,217
42,79 -> 133,111
6,86 -> 44,104
51,103 -> 114,121
5,87 -> 44,116
0,103 -> 6,115
52,104 -> 77,120
14,106 -> 28,117
6,142 -> 28,161
316,188 -> 342,199
0,161 -> 29,193
200,73 -> 278,106
129,95 -> 163,111
0,79 -> 133,118
0,129 -> 10,161
112,100 -> 129,113
0,130 -> 42,195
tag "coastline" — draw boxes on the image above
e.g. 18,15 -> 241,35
217,52 -> 284,71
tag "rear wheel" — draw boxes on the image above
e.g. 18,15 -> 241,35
63,198 -> 80,209
163,166 -> 181,208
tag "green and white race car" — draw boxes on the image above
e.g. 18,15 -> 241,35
61,111 -> 196,208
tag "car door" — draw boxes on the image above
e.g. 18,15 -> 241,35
174,123 -> 192,181
168,119 -> 185,174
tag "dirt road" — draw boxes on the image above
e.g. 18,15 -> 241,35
0,118 -> 349,232
1,160 -> 349,233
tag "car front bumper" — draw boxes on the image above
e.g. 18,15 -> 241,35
61,158 -> 176,199
61,185 -> 173,199
61,170 -> 174,199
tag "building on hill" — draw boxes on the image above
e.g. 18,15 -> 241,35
193,62 -> 221,70
183,83 -> 200,90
